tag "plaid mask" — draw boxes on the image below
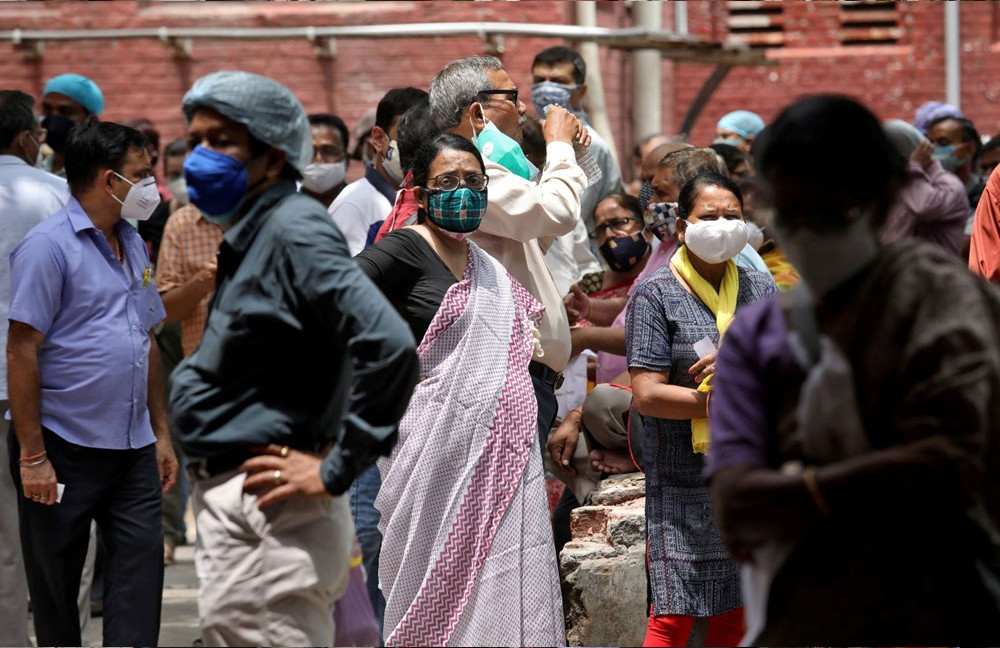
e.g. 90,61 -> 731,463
425,186 -> 487,234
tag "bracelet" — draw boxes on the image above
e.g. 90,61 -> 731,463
802,466 -> 832,517
18,450 -> 46,464
19,456 -> 49,467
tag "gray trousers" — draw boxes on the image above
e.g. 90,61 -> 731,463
0,402 -> 29,647
193,470 -> 352,647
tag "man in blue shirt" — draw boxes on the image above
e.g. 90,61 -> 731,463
7,121 -> 178,647
169,71 -> 419,647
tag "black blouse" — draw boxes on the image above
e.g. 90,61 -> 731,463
355,228 -> 459,343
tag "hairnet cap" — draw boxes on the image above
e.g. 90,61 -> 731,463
716,110 -> 765,139
43,73 -> 104,117
182,71 -> 313,173
883,119 -> 926,160
913,101 -> 963,134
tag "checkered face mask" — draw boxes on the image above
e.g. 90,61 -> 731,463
425,187 -> 488,234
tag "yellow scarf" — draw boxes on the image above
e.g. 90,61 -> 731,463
670,246 -> 739,454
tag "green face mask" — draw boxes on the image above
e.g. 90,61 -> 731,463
471,114 -> 534,181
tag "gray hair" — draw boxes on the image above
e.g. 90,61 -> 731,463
0,90 -> 36,150
660,147 -> 729,188
429,55 -> 504,132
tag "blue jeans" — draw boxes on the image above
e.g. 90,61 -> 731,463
349,464 -> 385,643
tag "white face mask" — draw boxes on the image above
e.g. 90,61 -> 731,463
300,161 -> 347,194
682,218 -> 749,264
167,176 -> 189,206
112,172 -> 161,222
382,139 -> 404,186
746,221 -> 765,250
775,214 -> 879,296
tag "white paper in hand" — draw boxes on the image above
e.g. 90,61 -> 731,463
693,336 -> 717,360
56,483 -> 65,504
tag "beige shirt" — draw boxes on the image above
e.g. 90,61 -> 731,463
471,141 -> 587,372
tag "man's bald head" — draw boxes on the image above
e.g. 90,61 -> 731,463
641,141 -> 690,184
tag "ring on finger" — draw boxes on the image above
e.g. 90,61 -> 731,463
279,446 -> 290,458
274,469 -> 282,485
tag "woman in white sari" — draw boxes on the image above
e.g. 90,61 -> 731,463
356,133 -> 565,647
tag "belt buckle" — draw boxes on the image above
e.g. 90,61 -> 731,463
187,458 -> 211,481
553,371 -> 565,391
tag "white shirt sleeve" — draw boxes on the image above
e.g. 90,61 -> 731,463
477,141 -> 588,243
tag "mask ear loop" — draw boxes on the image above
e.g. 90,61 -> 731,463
469,103 -> 488,140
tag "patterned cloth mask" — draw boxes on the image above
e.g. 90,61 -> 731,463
426,186 -> 488,235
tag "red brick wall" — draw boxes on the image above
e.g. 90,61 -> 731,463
2,1 -> 997,183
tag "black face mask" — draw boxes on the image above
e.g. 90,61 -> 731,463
599,232 -> 650,272
41,114 -> 75,154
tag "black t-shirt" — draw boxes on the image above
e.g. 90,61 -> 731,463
355,228 -> 459,343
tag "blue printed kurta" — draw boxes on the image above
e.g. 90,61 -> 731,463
625,263 -> 776,617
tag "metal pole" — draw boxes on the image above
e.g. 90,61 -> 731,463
632,0 -> 662,145
574,1 -> 620,166
944,0 -> 961,110
675,2 -> 689,36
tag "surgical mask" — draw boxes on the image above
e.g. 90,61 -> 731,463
111,172 -> 161,222
300,161 -> 347,193
746,222 -> 765,250
712,136 -> 745,147
425,186 -> 487,238
682,218 -> 749,264
599,232 -> 649,272
183,145 -> 254,226
24,133 -> 43,167
932,144 -> 963,173
361,142 -> 376,167
382,140 -> 404,186
41,114 -> 74,154
167,176 -> 189,206
638,181 -> 654,214
775,213 -> 878,296
646,202 -> 678,242
471,111 -> 534,181
531,80 -> 577,117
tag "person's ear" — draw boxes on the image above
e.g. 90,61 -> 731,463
468,102 -> 487,132
370,126 -> 389,157
575,82 -> 588,103
263,148 -> 287,180
675,217 -> 687,244
102,168 -> 118,198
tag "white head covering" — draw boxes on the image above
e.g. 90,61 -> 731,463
882,119 -> 926,160
182,71 -> 313,173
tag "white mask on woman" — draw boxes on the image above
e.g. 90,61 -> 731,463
682,218 -> 749,264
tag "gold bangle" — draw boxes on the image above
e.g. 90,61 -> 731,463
802,466 -> 832,517
19,456 -> 49,467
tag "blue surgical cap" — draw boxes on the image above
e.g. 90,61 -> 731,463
913,101 -> 963,134
43,73 -> 104,117
716,110 -> 765,139
182,71 -> 312,173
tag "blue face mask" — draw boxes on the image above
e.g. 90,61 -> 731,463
531,80 -> 577,117
425,186 -> 487,236
184,145 -> 253,225
932,144 -> 963,173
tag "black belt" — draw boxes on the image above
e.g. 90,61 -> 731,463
186,451 -> 252,481
529,360 -> 564,391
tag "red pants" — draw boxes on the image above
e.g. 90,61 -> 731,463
643,606 -> 745,647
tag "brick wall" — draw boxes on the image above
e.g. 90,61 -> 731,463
2,1 -> 997,182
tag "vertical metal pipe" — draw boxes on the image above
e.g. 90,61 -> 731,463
675,1 -> 689,36
574,1 -> 620,165
944,0 -> 961,109
632,0 -> 662,144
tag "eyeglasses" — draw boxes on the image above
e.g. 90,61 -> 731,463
428,173 -> 489,192
589,217 -> 640,240
477,88 -> 519,107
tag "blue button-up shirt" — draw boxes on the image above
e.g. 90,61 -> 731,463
8,197 -> 165,449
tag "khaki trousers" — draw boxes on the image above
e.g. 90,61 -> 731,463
193,470 -> 352,647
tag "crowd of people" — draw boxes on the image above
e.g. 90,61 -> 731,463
1,43 -> 999,648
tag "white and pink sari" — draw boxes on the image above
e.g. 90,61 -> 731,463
376,241 -> 566,647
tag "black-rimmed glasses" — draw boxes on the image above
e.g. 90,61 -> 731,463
428,173 -> 489,192
476,88 -> 519,106
589,217 -> 641,240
